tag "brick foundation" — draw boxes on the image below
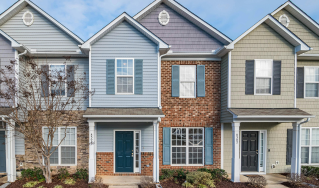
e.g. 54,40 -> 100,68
96,152 -> 153,176
160,60 -> 221,172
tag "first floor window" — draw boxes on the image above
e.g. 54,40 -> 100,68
50,65 -> 66,96
116,59 -> 134,94
171,128 -> 204,165
305,67 -> 319,98
301,128 -> 319,164
255,59 -> 273,94
43,127 -> 77,165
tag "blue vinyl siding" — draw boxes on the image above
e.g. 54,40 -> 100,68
91,21 -> 158,107
0,6 -> 80,52
96,122 -> 154,152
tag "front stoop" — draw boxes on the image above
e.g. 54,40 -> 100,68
109,186 -> 138,188
100,176 -> 152,187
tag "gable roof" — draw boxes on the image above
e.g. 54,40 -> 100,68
216,14 -> 311,57
133,0 -> 232,45
0,0 -> 84,44
271,1 -> 319,37
81,12 -> 170,52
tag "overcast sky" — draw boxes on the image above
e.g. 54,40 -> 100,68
1,0 -> 319,41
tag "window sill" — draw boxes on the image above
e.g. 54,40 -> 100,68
179,97 -> 196,98
254,94 -> 272,96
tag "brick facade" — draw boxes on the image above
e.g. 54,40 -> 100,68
96,152 -> 153,176
160,60 -> 221,171
15,111 -> 89,175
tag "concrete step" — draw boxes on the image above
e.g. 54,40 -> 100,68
109,186 -> 138,188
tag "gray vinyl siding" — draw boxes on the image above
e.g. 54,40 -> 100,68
221,54 -> 233,123
273,9 -> 319,54
36,57 -> 89,110
138,3 -> 223,53
231,23 -> 295,108
96,122 -> 154,152
297,60 -> 319,128
91,21 -> 158,107
0,6 -> 80,52
15,131 -> 25,155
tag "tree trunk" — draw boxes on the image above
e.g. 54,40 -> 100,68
43,157 -> 52,183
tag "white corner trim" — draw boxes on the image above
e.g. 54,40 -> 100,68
89,46 -> 92,107
227,52 -> 231,108
221,123 -> 224,169
294,52 -> 297,108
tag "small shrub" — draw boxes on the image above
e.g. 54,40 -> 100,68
58,168 -> 70,180
74,168 -> 89,180
140,176 -> 155,188
184,171 -> 215,188
159,169 -> 175,180
64,178 -> 76,185
21,168 -> 45,181
38,186 -> 46,188
182,181 -> 194,188
301,166 -> 319,178
197,168 -> 228,182
247,175 -> 267,188
176,168 -> 188,179
22,181 -> 39,188
287,173 -> 303,187
54,186 -> 63,188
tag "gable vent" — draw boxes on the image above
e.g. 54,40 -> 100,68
158,10 -> 170,26
279,14 -> 290,27
22,11 -> 34,26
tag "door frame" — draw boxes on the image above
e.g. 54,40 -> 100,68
0,129 -> 6,173
113,130 -> 141,173
239,130 -> 267,175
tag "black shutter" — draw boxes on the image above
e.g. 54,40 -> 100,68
297,67 -> 304,98
286,129 -> 293,165
245,60 -> 255,95
41,65 -> 49,97
67,65 -> 75,97
273,61 -> 281,95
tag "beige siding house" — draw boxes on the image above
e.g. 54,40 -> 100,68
218,1 -> 319,182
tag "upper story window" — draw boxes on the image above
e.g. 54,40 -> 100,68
50,65 -> 66,96
158,10 -> 170,26
305,67 -> 319,98
301,128 -> 319,164
279,14 -> 290,27
22,11 -> 34,26
116,59 -> 134,94
180,65 -> 196,98
255,60 -> 273,95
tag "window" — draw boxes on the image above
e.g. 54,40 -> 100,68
279,14 -> 290,27
171,128 -> 204,165
158,10 -> 170,25
42,127 -> 77,165
22,11 -> 34,26
116,59 -> 134,94
301,128 -> 319,164
255,60 -> 273,95
180,65 -> 196,98
50,65 -> 66,96
305,67 -> 319,98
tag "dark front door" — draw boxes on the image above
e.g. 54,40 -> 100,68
0,131 -> 6,172
241,131 -> 258,172
115,131 -> 134,172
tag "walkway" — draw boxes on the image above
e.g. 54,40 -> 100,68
228,173 -> 288,188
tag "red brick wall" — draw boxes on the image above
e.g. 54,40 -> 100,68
96,152 -> 153,176
160,60 -> 221,171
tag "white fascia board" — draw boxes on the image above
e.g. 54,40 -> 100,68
82,13 -> 169,50
271,1 -> 319,36
133,0 -> 232,45
83,115 -> 165,118
0,0 -> 83,44
226,15 -> 310,53
236,115 -> 315,119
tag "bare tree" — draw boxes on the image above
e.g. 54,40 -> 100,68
0,56 -> 94,183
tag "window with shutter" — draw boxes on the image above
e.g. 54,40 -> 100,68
115,58 -> 134,94
179,65 -> 196,98
304,67 -> 319,98
255,60 -> 273,95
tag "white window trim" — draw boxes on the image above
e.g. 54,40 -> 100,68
304,66 -> 319,99
254,59 -> 273,96
115,58 -> 135,95
49,64 -> 67,97
22,11 -> 34,26
170,127 -> 204,166
42,127 -> 77,166
301,127 -> 319,165
179,65 -> 196,98
279,14 -> 290,27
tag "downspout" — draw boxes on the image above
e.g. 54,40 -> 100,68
294,51 -> 297,108
297,118 -> 310,175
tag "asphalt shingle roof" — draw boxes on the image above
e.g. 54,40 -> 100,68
228,108 -> 312,116
84,108 -> 164,116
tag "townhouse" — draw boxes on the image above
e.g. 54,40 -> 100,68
0,0 -> 318,184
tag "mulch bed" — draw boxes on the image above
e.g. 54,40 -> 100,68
6,176 -> 108,188
281,182 -> 310,188
159,178 -> 255,188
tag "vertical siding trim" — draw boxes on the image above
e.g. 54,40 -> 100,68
228,52 -> 231,108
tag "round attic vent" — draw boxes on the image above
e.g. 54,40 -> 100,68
279,14 -> 290,27
158,10 -> 170,26
22,11 -> 34,26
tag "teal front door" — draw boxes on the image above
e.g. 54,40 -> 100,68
115,131 -> 134,172
0,131 -> 6,172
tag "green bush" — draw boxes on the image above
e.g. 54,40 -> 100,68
302,166 -> 319,178
21,168 -> 45,181
22,181 -> 39,188
74,168 -> 88,180
64,178 -> 76,185
176,168 -> 188,179
159,169 -> 175,180
183,171 -> 215,188
58,168 -> 70,180
197,168 -> 228,182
